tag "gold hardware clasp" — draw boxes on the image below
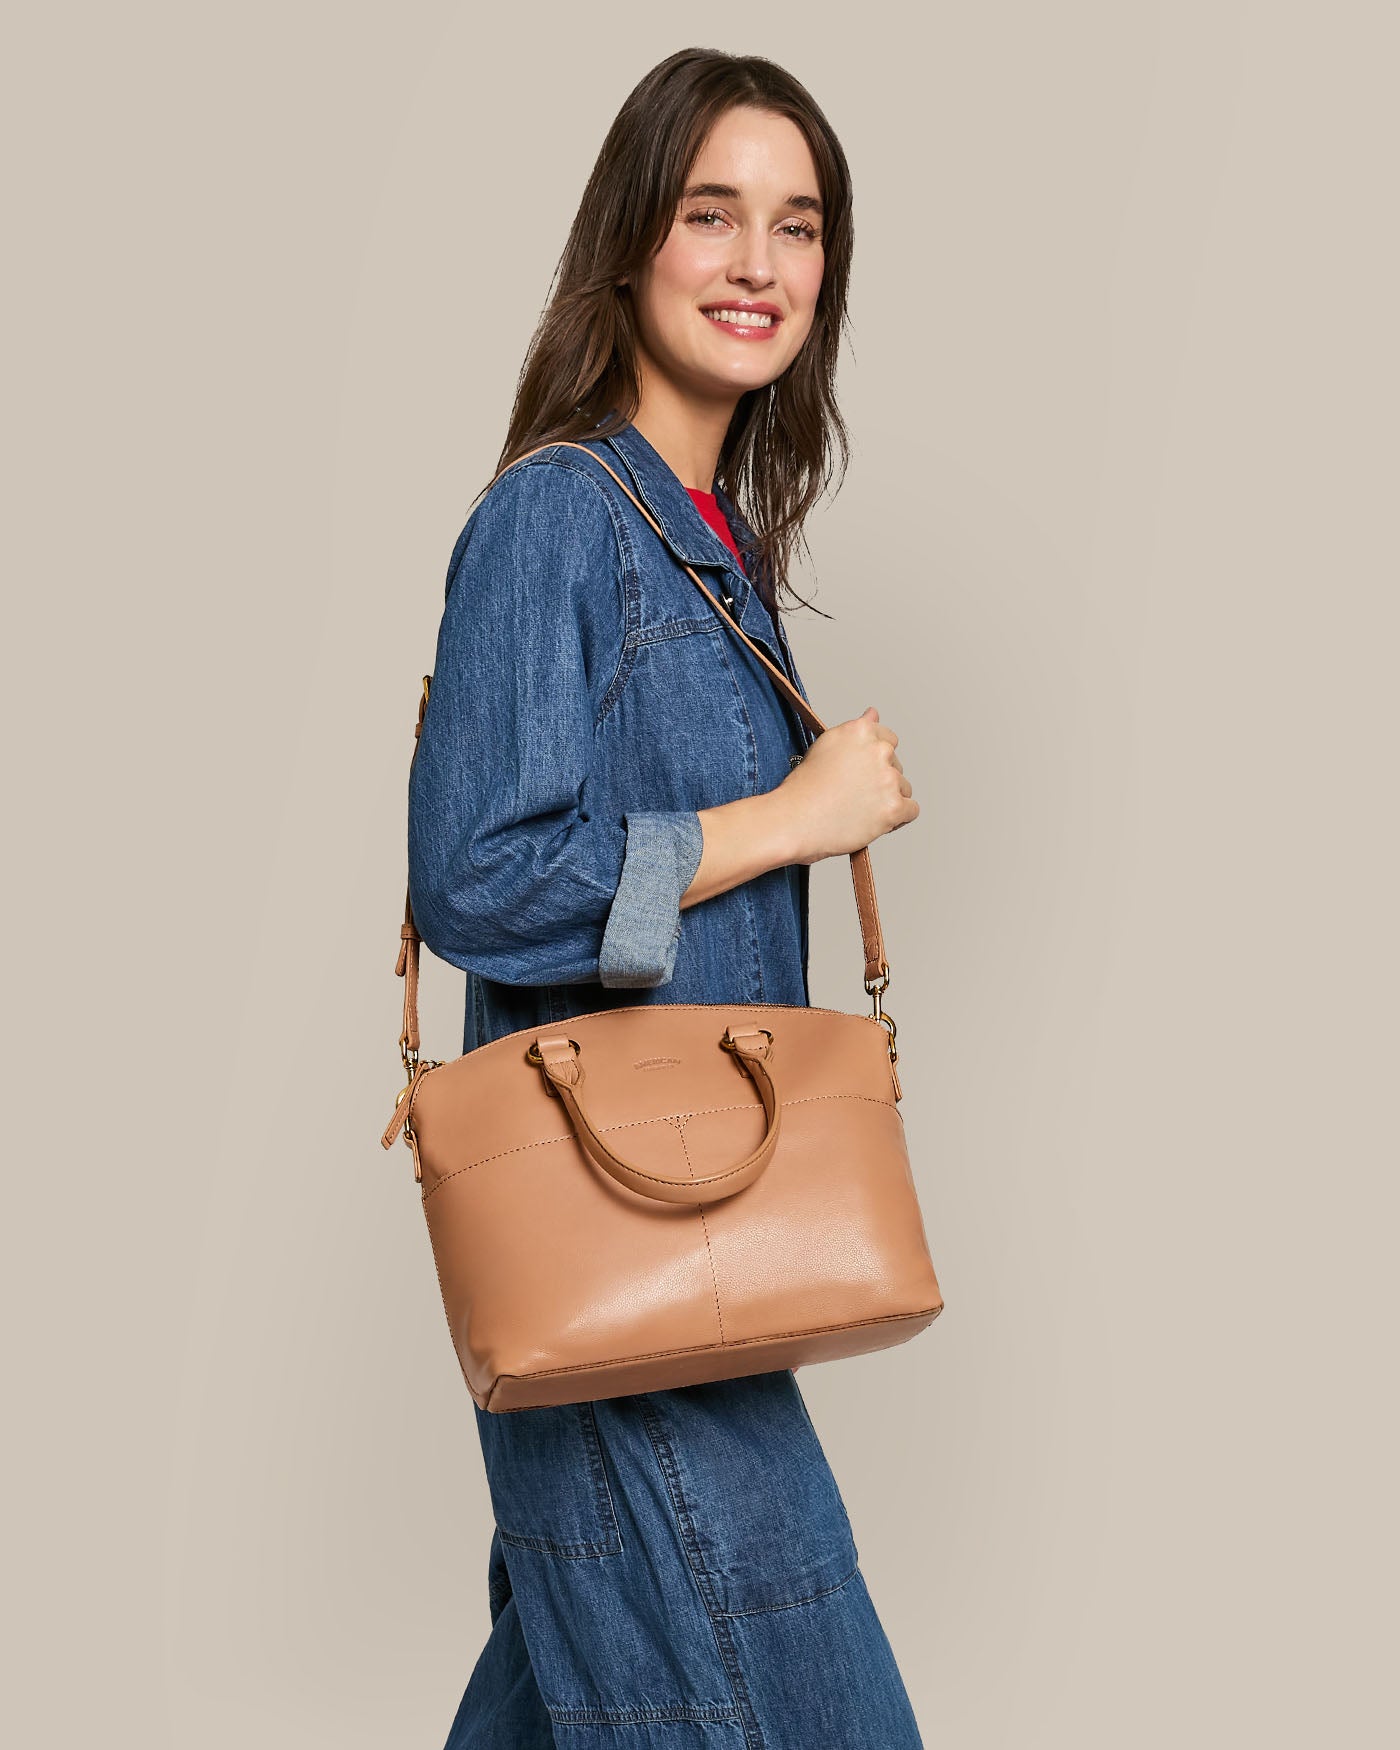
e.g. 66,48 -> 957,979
393,1049 -> 441,1155
526,1038 -> 581,1065
863,963 -> 898,1065
864,961 -> 890,1016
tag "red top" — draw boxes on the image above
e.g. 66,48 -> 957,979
685,487 -> 748,572
686,486 -> 782,639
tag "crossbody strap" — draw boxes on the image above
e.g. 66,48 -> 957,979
393,440 -> 895,1078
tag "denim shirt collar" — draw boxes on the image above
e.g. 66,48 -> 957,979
594,419 -> 800,685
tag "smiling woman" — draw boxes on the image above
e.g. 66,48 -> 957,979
406,45 -> 929,1750
687,179 -> 822,337
487,58 -> 859,613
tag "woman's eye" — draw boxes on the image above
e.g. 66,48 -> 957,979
685,209 -> 819,242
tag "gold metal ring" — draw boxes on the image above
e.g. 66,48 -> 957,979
526,1037 -> 581,1065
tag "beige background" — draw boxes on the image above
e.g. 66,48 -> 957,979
5,2 -> 1395,1744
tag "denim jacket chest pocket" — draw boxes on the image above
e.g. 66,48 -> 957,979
407,442 -> 812,1054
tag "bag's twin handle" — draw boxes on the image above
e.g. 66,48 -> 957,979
529,1026 -> 782,1205
392,439 -> 897,1090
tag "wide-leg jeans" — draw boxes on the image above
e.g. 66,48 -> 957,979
442,1368 -> 924,1748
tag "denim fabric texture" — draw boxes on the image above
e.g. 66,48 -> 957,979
443,1375 -> 925,1749
411,417 -> 923,1745
408,417 -> 815,1054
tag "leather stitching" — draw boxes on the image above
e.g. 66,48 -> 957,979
419,1091 -> 899,1202
676,1116 -> 726,1344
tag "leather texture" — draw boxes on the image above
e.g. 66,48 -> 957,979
381,440 -> 944,1411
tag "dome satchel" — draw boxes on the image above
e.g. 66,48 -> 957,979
380,443 -> 944,1411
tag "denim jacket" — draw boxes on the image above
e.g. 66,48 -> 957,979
407,418 -> 818,1054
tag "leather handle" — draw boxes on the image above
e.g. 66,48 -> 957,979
393,437 -> 894,1073
532,1029 -> 781,1206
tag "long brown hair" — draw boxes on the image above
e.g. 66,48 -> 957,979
483,47 -> 854,619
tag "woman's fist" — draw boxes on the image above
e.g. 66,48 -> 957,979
775,706 -> 920,865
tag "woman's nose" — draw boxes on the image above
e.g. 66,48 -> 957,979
729,241 -> 776,286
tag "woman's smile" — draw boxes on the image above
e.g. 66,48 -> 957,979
700,301 -> 785,340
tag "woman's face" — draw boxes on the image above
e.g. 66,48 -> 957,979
629,106 -> 826,405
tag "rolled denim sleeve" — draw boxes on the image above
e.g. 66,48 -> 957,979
407,458 -> 702,988
598,810 -> 705,986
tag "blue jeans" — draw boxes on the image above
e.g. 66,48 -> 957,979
442,1369 -> 924,1748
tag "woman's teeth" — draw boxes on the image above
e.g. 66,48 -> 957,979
703,309 -> 774,327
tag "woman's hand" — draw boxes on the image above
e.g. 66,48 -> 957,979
774,706 -> 920,866
684,707 -> 919,908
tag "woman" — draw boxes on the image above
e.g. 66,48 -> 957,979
409,47 -> 923,1749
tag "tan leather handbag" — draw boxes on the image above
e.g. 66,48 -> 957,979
381,442 -> 943,1412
